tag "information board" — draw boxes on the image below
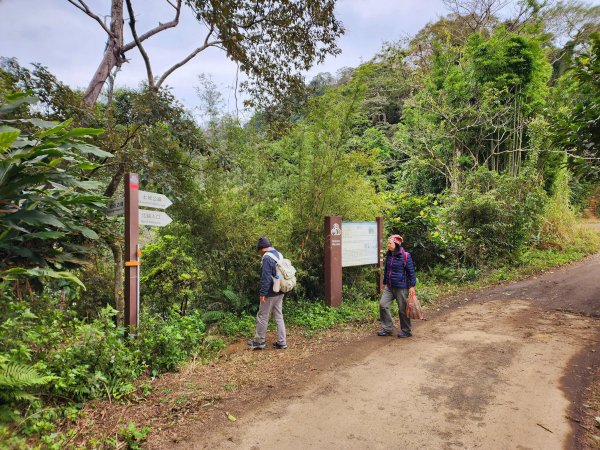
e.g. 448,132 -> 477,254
342,222 -> 378,267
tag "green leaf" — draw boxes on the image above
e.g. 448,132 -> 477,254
69,225 -> 98,240
63,127 -> 104,138
48,158 -> 64,168
36,118 -> 72,138
61,194 -> 107,205
3,210 -> 66,228
0,125 -> 21,146
0,243 -> 34,258
0,267 -> 85,289
74,161 -> 101,170
17,231 -> 66,241
20,118 -> 58,129
0,92 -> 37,115
71,143 -> 113,158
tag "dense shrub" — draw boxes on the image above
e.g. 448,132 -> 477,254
135,310 -> 223,373
384,192 -> 464,268
217,312 -> 256,337
445,168 -> 548,266
0,292 -> 223,436
140,232 -> 206,317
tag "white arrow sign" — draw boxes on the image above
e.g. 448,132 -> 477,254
139,209 -> 172,227
139,190 -> 172,209
105,198 -> 125,216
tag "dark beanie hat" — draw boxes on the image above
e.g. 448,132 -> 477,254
257,236 -> 271,250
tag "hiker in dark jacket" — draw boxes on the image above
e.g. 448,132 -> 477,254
248,236 -> 287,350
377,234 -> 417,338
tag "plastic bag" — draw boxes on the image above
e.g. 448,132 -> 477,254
406,291 -> 424,320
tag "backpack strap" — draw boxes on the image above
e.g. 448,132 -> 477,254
262,251 -> 282,264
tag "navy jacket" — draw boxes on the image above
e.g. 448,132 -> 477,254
383,248 -> 416,289
260,248 -> 281,297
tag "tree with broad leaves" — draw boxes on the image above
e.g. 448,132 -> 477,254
552,33 -> 600,180
67,0 -> 344,106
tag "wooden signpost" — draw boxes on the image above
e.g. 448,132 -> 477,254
324,216 -> 383,307
107,173 -> 173,329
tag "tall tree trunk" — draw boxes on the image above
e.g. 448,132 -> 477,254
451,145 -> 462,196
108,240 -> 125,326
83,0 -> 125,105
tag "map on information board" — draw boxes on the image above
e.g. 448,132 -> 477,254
342,222 -> 378,267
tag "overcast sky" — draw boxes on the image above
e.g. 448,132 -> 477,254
0,0 -> 557,119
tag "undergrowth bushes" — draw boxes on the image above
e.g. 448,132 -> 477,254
0,293 -> 224,444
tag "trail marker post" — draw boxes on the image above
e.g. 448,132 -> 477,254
114,173 -> 173,330
124,173 -> 140,330
376,217 -> 383,294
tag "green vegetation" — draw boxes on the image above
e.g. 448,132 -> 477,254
1,0 -> 600,446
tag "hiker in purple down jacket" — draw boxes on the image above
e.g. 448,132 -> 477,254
377,234 -> 417,338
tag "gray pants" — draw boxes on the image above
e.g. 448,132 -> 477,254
254,294 -> 286,344
380,286 -> 411,334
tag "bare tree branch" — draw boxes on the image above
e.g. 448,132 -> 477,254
67,0 -> 114,38
122,0 -> 182,53
125,0 -> 155,88
156,25 -> 221,88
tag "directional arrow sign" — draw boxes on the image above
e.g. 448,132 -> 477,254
139,190 -> 172,209
139,209 -> 172,227
105,198 -> 125,216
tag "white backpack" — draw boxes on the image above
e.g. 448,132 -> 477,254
263,251 -> 297,293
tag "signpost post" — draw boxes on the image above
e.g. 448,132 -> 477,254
324,216 -> 343,307
116,173 -> 172,330
124,173 -> 140,330
376,217 -> 383,294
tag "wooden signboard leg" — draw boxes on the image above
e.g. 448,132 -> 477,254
324,216 -> 343,307
124,173 -> 140,330
376,217 -> 383,295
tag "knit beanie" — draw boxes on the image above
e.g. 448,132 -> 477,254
257,236 -> 272,250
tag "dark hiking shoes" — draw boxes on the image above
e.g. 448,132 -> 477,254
397,331 -> 412,338
376,329 -> 393,336
247,340 -> 266,350
272,342 -> 288,349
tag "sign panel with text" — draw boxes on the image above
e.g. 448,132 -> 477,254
342,222 -> 378,267
138,190 -> 172,209
105,198 -> 125,217
139,210 -> 172,227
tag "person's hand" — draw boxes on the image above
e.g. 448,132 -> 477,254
409,287 -> 415,296
259,296 -> 266,304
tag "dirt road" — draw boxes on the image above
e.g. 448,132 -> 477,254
170,254 -> 600,450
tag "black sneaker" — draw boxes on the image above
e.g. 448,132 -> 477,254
247,340 -> 266,350
272,342 -> 288,349
397,331 -> 412,338
377,329 -> 393,336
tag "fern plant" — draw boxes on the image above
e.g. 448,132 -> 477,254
0,361 -> 56,422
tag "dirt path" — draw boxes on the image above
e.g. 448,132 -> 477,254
166,254 -> 600,450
